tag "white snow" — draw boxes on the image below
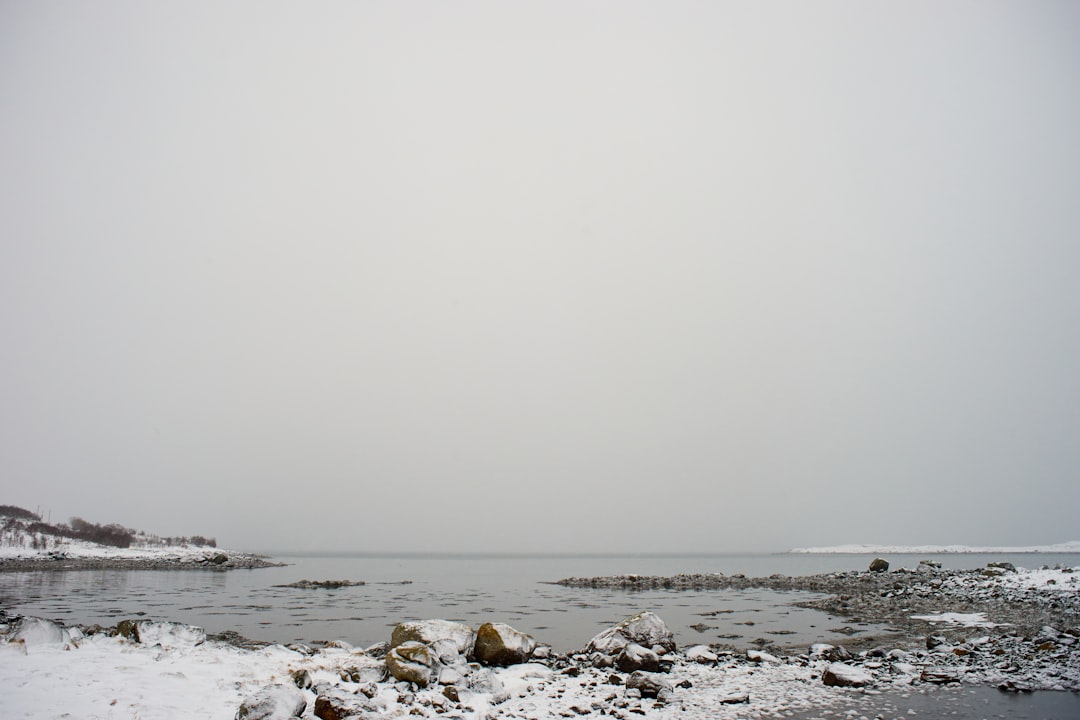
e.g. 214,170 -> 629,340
789,541 -> 1080,554
0,534 -> 228,562
909,612 -> 1006,628
0,618 -> 897,720
993,566 -> 1080,593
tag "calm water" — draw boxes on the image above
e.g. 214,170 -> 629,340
2,552 -> 1076,653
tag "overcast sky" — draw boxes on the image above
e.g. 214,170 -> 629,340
2,1 -> 1078,554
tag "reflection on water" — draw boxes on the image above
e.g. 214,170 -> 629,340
1,553 -> 1075,652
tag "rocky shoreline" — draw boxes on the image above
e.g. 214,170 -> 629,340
0,551 -> 283,572
553,561 -> 1080,693
2,563 -> 1078,718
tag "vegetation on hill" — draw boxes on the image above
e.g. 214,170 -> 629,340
0,504 -> 216,549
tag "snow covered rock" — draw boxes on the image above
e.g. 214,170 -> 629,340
135,620 -> 206,648
684,645 -> 718,664
810,643 -> 852,662
472,622 -> 536,666
616,642 -> 661,672
625,670 -> 673,698
391,619 -> 475,662
821,663 -> 874,687
747,649 -> 781,663
585,611 -> 676,655
10,617 -> 69,648
385,640 -> 438,687
235,684 -> 306,719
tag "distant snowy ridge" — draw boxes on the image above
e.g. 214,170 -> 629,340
789,541 -> 1080,554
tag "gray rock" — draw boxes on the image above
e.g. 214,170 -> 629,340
868,558 -> 889,572
235,684 -> 306,719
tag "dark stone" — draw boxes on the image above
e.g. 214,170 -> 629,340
625,671 -> 673,698
868,558 -> 889,572
615,643 -> 661,673
116,619 -> 141,642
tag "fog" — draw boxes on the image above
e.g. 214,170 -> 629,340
2,1 -> 1078,553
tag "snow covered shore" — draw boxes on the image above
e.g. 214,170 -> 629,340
789,541 -> 1080,554
0,535 -> 279,570
2,565 -> 1078,719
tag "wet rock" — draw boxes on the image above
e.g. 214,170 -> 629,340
473,622 -> 536,666
386,640 -> 438,687
822,663 -> 874,687
236,684 -> 306,719
586,612 -> 676,655
616,643 -> 661,672
625,671 -> 673,698
868,558 -> 889,572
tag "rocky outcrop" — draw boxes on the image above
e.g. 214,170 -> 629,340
472,622 -> 536,666
385,640 -> 438,687
586,611 -> 676,655
235,684 -> 307,719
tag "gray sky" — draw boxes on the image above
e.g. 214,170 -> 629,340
2,1 -> 1078,554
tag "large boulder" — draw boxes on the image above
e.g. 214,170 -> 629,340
391,619 -> 475,662
868,558 -> 889,572
472,622 -> 536,666
586,612 -> 676,655
616,642 -> 661,672
235,684 -> 307,719
385,641 -> 439,687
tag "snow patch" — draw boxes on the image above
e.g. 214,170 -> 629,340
910,612 -> 1006,628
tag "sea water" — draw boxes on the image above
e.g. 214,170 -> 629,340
2,552 -> 1075,652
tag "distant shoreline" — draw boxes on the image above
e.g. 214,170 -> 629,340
789,542 -> 1080,555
